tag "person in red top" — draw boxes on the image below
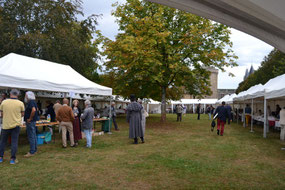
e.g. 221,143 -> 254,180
56,98 -> 75,148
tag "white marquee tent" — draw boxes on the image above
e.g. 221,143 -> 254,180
0,53 -> 112,96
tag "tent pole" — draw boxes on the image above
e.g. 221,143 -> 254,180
108,97 -> 112,135
235,103 -> 237,124
263,98 -> 267,138
243,103 -> 246,127
250,99 -> 254,132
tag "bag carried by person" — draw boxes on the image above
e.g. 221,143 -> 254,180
211,113 -> 218,132
145,110 -> 149,117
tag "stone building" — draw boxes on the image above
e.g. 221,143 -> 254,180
183,67 -> 219,99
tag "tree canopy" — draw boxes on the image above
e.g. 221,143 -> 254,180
101,0 -> 237,121
236,49 -> 285,93
0,0 -> 100,81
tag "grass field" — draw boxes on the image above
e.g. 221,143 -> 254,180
0,114 -> 285,190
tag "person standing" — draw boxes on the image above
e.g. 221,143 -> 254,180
276,104 -> 281,118
245,104 -> 252,127
24,91 -> 39,158
72,100 -> 82,146
138,99 -> 147,135
176,104 -> 183,122
81,100 -> 95,148
197,104 -> 201,120
206,105 -> 211,120
110,102 -> 119,131
279,107 -> 285,141
56,98 -> 75,148
45,101 -> 56,122
127,94 -> 144,144
214,101 -> 229,136
53,100 -> 62,117
0,89 -> 25,164
0,93 -> 7,135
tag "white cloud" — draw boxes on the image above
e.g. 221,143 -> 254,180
218,29 -> 273,89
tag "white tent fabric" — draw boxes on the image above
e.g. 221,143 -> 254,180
0,53 -> 112,96
242,84 -> 264,100
148,0 -> 285,52
264,74 -> 285,99
217,94 -> 237,104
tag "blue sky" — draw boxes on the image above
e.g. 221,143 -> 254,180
80,0 -> 273,89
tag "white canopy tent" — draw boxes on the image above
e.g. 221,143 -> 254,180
0,53 -> 112,96
233,74 -> 285,138
216,93 -> 237,104
148,0 -> 285,53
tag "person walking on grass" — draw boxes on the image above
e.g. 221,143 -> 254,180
197,103 -> 201,120
176,104 -> 183,122
138,99 -> 147,135
245,104 -> 251,127
110,102 -> 119,131
56,98 -> 75,148
81,100 -> 94,148
24,91 -> 39,158
127,94 -> 144,144
0,89 -> 25,164
214,101 -> 229,136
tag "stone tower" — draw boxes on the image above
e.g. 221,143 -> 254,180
183,67 -> 218,99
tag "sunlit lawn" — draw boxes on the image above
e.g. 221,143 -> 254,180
1,114 -> 285,190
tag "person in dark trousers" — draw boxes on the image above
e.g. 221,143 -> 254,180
24,91 -> 39,158
126,94 -> 144,144
0,89 -> 25,164
110,102 -> 119,131
197,104 -> 201,120
176,104 -> 183,122
214,101 -> 229,136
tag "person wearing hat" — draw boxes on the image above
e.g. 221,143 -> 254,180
126,94 -> 144,144
0,89 -> 25,164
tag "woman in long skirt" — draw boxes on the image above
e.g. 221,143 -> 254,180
72,99 -> 82,146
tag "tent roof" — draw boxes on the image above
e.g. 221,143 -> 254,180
264,73 -> 285,99
148,0 -> 285,52
0,53 -> 112,96
217,93 -> 237,104
234,84 -> 264,102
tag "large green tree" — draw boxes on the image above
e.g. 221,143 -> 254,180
102,0 -> 237,122
236,49 -> 285,93
0,0 -> 100,80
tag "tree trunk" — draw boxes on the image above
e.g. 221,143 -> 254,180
160,86 -> 167,122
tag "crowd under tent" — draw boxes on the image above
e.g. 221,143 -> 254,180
0,53 -> 113,129
233,74 -> 285,138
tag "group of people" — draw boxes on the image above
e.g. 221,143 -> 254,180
0,89 -> 149,164
0,89 -> 97,164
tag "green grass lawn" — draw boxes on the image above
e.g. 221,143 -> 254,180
1,114 -> 285,190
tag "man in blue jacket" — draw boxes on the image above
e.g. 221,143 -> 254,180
214,101 -> 229,136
